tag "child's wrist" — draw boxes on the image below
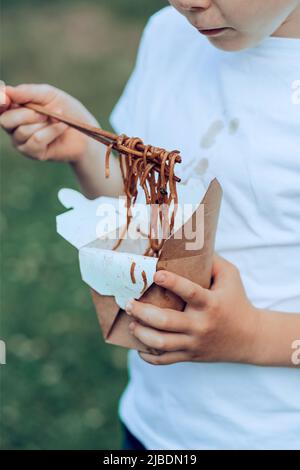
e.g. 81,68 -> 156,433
72,138 -> 102,166
241,305 -> 266,366
69,138 -> 107,199
245,306 -> 278,366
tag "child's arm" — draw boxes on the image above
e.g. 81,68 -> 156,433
0,84 -> 124,199
125,255 -> 300,367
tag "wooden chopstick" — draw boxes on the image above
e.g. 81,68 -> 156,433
23,103 -> 181,182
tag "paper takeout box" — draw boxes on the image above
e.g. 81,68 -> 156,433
56,177 -> 222,353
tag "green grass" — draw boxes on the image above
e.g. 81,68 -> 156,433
0,0 -> 166,450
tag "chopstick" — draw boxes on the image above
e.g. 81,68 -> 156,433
23,103 -> 181,182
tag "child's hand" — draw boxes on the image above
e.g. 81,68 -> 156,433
0,84 -> 100,163
125,254 -> 261,365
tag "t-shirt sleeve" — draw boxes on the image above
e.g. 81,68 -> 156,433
109,18 -> 153,137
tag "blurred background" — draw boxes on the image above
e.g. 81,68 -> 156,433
1,0 -> 167,450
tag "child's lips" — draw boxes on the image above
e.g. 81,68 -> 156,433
197,27 -> 232,37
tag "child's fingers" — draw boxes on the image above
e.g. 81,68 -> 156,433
154,270 -> 212,308
0,93 -> 12,115
16,122 -> 68,160
139,350 -> 189,366
0,107 -> 48,132
6,84 -> 58,106
125,299 -> 192,333
12,122 -> 49,145
129,321 -> 191,352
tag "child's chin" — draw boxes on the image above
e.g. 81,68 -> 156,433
208,34 -> 255,52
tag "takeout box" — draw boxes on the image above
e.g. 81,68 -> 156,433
57,177 -> 222,353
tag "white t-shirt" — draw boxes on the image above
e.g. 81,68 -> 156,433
110,6 -> 300,450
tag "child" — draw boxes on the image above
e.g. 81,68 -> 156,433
1,0 -> 300,450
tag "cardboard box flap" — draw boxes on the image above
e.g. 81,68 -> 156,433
91,291 -> 153,351
156,178 -> 222,299
79,247 -> 157,310
90,291 -> 120,339
159,178 -> 222,263
56,188 -> 127,249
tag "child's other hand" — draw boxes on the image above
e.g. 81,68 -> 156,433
0,84 -> 100,163
125,254 -> 261,365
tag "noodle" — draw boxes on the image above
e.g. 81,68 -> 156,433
141,270 -> 148,292
105,135 -> 181,257
130,262 -> 136,284
22,103 -> 181,258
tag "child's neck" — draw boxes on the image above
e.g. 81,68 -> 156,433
272,6 -> 300,38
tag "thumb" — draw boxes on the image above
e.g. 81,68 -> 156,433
211,253 -> 237,287
212,253 -> 228,274
0,83 -> 12,114
5,84 -> 58,106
